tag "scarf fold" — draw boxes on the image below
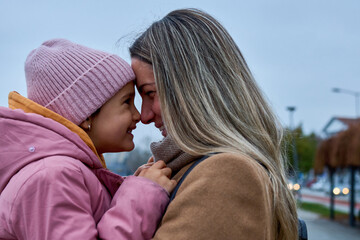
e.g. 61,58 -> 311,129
150,136 -> 199,174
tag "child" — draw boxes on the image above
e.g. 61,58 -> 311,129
0,39 -> 176,239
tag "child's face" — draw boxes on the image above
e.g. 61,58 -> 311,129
89,81 -> 140,154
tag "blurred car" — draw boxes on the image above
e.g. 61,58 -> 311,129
310,169 -> 360,195
323,182 -> 350,196
309,177 -> 327,191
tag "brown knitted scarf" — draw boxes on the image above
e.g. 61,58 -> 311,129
150,136 -> 199,174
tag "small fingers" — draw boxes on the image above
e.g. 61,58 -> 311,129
134,162 -> 154,176
161,167 -> 172,178
144,162 -> 154,168
134,166 -> 143,176
164,179 -> 178,194
147,156 -> 154,163
152,160 -> 166,169
170,179 -> 177,188
137,160 -> 178,193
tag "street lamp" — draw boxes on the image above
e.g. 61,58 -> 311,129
286,106 -> 299,182
332,88 -> 360,117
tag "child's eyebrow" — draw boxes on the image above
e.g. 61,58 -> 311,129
121,91 -> 135,100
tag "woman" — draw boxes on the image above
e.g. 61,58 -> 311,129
130,8 -> 298,240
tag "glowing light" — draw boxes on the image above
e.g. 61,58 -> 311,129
342,188 -> 349,195
333,187 -> 341,195
293,183 -> 301,191
288,183 -> 293,190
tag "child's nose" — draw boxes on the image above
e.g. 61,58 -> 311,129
133,107 -> 141,123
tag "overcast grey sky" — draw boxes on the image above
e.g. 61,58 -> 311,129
1,0 -> 359,147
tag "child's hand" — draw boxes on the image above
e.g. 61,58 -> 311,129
138,160 -> 177,194
133,156 -> 155,176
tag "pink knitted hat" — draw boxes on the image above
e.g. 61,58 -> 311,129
25,38 -> 135,125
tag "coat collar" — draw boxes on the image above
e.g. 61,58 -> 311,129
8,91 -> 106,168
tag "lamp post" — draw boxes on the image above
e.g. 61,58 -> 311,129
286,106 -> 299,182
332,88 -> 360,117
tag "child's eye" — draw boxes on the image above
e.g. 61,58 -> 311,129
124,98 -> 131,104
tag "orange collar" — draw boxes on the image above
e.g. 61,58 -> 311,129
8,91 -> 107,168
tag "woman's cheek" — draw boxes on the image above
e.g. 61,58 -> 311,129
153,95 -> 162,116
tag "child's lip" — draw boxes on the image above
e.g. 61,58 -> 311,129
127,125 -> 137,133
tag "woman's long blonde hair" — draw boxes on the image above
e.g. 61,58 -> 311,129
130,8 -> 298,240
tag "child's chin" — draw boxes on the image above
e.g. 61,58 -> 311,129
122,143 -> 135,152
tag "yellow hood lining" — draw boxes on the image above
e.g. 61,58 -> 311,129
8,91 -> 106,168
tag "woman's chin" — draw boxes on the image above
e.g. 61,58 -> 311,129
161,129 -> 167,137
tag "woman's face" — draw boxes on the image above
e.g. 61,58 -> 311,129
131,58 -> 167,137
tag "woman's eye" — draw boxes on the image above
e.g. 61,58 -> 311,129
146,91 -> 156,97
124,98 -> 131,104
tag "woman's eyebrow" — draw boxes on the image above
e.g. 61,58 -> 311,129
137,83 -> 155,93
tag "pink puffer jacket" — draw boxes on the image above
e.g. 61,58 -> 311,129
0,107 -> 169,240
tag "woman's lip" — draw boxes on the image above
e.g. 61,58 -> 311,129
161,127 -> 167,137
155,125 -> 167,137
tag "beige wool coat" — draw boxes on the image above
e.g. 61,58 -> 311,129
152,152 -> 276,240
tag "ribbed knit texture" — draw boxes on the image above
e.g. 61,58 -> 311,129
25,38 -> 135,125
150,136 -> 199,174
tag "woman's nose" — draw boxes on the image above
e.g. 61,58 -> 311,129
140,102 -> 154,124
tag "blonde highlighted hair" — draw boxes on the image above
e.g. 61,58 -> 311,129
130,8 -> 298,239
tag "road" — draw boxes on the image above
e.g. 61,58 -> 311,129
298,209 -> 360,240
297,187 -> 360,239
